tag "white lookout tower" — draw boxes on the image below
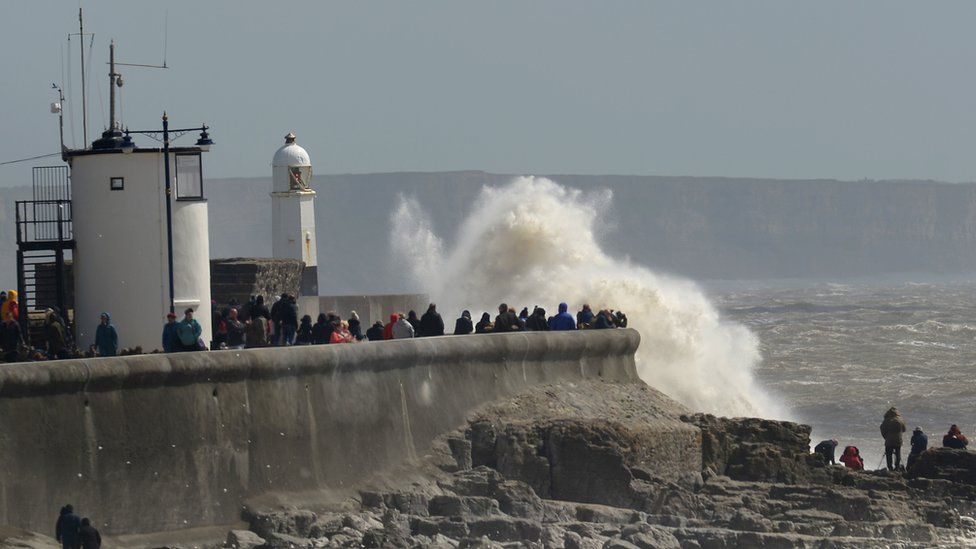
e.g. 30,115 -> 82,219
65,41 -> 214,351
271,133 -> 318,313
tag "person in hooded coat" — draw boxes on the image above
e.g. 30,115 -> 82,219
594,309 -> 617,329
547,303 -> 575,331
475,312 -> 492,334
880,407 -> 907,470
45,309 -> 69,360
418,303 -> 445,337
94,313 -> 118,357
55,504 -> 81,549
245,314 -> 267,348
943,424 -> 969,449
907,427 -> 928,470
251,295 -> 271,322
348,311 -> 363,340
161,312 -> 179,353
383,313 -> 399,340
0,290 -> 18,322
525,307 -> 549,331
453,311 -> 473,335
839,446 -> 864,470
311,313 -> 333,344
296,315 -> 313,345
79,517 -> 101,549
366,320 -> 385,341
406,310 -> 421,334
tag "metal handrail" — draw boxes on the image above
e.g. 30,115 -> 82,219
15,199 -> 73,244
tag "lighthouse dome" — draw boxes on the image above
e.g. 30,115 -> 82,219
272,132 -> 311,167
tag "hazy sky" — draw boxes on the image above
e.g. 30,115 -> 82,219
2,1 -> 976,184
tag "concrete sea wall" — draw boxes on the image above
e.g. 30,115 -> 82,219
0,329 -> 639,535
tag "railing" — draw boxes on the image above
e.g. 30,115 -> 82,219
15,200 -> 73,244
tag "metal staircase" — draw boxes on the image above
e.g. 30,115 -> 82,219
14,166 -> 74,345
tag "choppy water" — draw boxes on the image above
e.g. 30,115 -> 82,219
711,280 -> 976,467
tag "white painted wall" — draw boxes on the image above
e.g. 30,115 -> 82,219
70,150 -> 212,351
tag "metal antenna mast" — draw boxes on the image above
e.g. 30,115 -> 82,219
69,8 -> 92,147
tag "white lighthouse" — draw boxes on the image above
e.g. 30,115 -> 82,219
271,133 -> 318,313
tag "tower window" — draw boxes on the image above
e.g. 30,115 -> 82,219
110,177 -> 124,191
175,153 -> 204,200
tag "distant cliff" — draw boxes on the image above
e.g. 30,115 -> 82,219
4,173 -> 976,292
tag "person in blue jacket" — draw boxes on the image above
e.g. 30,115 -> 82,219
161,312 -> 179,353
55,504 -> 81,549
548,303 -> 577,331
94,313 -> 118,357
175,308 -> 203,351
907,427 -> 928,470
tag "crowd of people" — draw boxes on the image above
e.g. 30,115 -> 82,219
55,504 -> 101,549
201,297 -> 628,350
0,287 -> 630,362
813,406 -> 970,473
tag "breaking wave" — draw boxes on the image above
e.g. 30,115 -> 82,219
391,176 -> 786,418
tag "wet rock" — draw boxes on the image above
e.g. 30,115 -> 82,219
449,437 -> 474,471
307,513 -> 344,538
492,480 -> 545,520
248,509 -> 316,539
911,448 -> 976,485
261,531 -> 314,548
411,516 -> 470,539
466,517 -> 542,543
458,536 -> 505,549
225,529 -> 265,549
429,495 -> 500,517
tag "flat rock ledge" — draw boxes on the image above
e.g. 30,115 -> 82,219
184,381 -> 976,547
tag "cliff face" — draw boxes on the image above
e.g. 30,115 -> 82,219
5,173 -> 976,291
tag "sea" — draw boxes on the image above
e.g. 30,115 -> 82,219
709,278 -> 976,467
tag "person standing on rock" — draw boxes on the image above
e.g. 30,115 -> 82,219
880,407 -> 907,471
907,427 -> 928,470
814,439 -> 838,465
55,504 -> 81,549
418,303 -> 445,337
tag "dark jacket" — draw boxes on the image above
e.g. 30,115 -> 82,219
281,300 -> 299,328
245,318 -> 267,348
1,319 -> 23,355
577,307 -> 594,327
475,313 -> 492,334
56,510 -> 81,544
453,312 -> 473,335
407,311 -> 422,334
366,322 -> 385,341
814,440 -> 838,465
94,314 -> 118,356
348,317 -> 363,340
296,317 -> 313,345
251,302 -> 271,321
311,315 -> 334,345
594,313 -> 617,330
79,523 -> 101,549
910,431 -> 928,455
46,318 -> 68,357
492,311 -> 523,333
548,303 -> 576,331
161,321 -> 179,353
418,310 -> 445,337
226,319 -> 246,347
525,309 -> 549,332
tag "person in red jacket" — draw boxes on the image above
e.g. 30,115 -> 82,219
839,446 -> 864,470
383,313 -> 398,340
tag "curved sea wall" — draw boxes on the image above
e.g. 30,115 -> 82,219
0,329 -> 639,535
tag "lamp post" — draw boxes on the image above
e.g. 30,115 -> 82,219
121,114 -> 213,314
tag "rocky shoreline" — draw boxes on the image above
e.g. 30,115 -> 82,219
228,380 -> 976,548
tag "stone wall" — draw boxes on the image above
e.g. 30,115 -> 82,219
0,329 -> 640,536
210,258 -> 304,305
